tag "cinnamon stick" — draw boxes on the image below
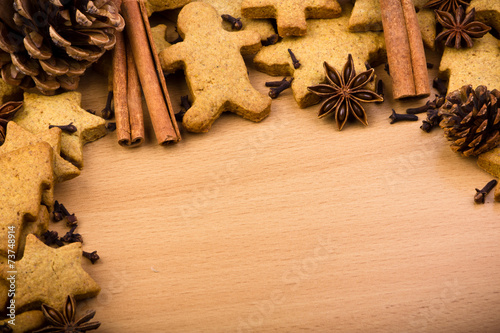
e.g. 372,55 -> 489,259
112,30 -> 131,145
400,0 -> 430,97
126,43 -> 145,146
121,0 -> 180,144
379,0 -> 430,99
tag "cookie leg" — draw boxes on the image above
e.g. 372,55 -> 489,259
229,88 -> 271,122
182,94 -> 224,133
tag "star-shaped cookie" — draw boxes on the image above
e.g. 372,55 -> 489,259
439,33 -> 500,94
6,234 -> 100,312
253,4 -> 385,108
17,205 -> 49,258
0,142 -> 53,258
1,122 -> 80,183
13,92 -> 107,168
0,310 -> 45,332
468,0 -> 500,33
241,0 -> 342,37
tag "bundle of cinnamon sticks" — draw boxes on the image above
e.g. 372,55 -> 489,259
379,0 -> 430,99
112,0 -> 180,147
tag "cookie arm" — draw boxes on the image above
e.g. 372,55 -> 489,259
232,30 -> 262,55
159,43 -> 186,73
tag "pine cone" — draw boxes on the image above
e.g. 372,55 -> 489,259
0,0 -> 124,95
439,85 -> 500,156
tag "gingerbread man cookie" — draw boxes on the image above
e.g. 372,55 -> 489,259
201,0 -> 276,41
159,2 -> 271,132
241,0 -> 342,37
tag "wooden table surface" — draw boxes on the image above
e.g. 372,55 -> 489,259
52,48 -> 500,332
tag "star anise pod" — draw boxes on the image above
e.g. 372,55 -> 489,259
435,6 -> 491,49
307,54 -> 383,130
424,0 -> 470,13
0,100 -> 22,145
34,295 -> 100,333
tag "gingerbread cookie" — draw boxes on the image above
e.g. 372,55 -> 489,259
241,0 -> 342,37
200,0 -> 276,41
159,2 -> 271,132
13,92 -> 107,168
467,0 -> 500,33
1,122 -> 80,183
4,234 -> 100,312
439,33 -> 500,94
0,143 -> 54,258
145,0 -> 192,16
151,24 -> 171,53
253,4 -> 385,108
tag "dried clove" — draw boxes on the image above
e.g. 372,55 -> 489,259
221,14 -> 243,30
42,230 -> 64,247
53,200 -> 64,222
389,109 -> 418,124
384,63 -> 390,76
61,225 -> 83,244
268,77 -> 293,99
53,201 -> 78,226
176,95 -> 191,121
106,122 -> 116,131
101,91 -> 114,120
288,49 -> 300,69
406,100 -> 433,114
83,250 -> 100,264
261,34 -> 279,46
265,77 -> 287,87
474,179 -> 498,204
49,123 -> 77,133
420,109 -> 441,132
432,77 -> 448,96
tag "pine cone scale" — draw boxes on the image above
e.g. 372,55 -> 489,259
11,53 -> 39,76
24,34 -> 52,60
40,58 -> 69,75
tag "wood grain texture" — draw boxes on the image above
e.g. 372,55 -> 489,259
53,50 -> 500,332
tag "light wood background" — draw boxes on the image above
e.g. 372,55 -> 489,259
51,47 -> 500,332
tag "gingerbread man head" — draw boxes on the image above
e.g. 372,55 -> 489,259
177,2 -> 223,38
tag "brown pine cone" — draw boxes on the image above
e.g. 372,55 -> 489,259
439,85 -> 500,156
0,0 -> 124,95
